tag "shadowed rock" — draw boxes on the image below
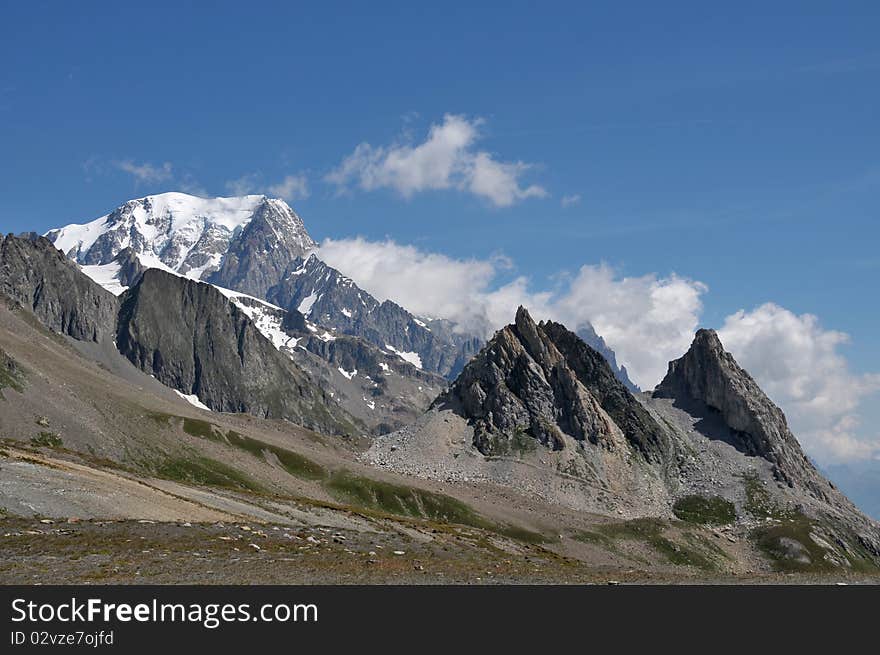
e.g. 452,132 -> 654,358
433,306 -> 669,461
0,234 -> 118,342
115,268 -> 357,435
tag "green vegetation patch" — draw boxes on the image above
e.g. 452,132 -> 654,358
0,349 -> 25,397
325,470 -> 552,543
673,495 -> 736,525
743,472 -> 796,520
153,414 -> 327,481
598,518 -> 668,540
598,518 -> 718,570
155,456 -> 262,492
145,411 -> 174,425
494,523 -> 553,545
479,428 -> 540,457
325,470 -> 480,523
225,431 -> 326,481
182,417 -> 221,440
751,515 -> 879,574
649,534 -> 715,569
751,516 -> 832,573
30,432 -> 63,448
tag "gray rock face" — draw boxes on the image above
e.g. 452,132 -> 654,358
208,198 -> 315,297
113,247 -> 148,289
0,234 -> 118,342
433,306 -> 669,460
292,332 -> 447,434
267,254 -> 477,378
654,329 -> 822,492
576,324 -> 640,392
115,268 -> 357,435
218,288 -> 445,433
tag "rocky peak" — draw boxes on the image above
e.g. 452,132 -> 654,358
205,198 -> 316,298
512,306 -> 560,366
654,328 -> 821,491
0,234 -> 118,342
434,307 -> 670,461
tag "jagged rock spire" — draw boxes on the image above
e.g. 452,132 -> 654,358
655,328 -> 823,493
433,307 -> 669,462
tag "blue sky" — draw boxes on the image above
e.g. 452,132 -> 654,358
1,2 -> 878,466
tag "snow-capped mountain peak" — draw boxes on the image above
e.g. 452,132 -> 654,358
45,192 -> 314,283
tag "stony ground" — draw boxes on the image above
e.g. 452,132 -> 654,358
3,516 -> 879,585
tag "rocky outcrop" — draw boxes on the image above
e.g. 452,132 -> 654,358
543,320 -> 668,461
0,234 -> 118,342
112,247 -> 148,289
209,198 -> 316,297
115,268 -> 358,435
654,329 -> 823,492
433,307 -> 669,461
267,254 -> 478,378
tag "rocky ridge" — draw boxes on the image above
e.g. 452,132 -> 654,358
45,193 -> 628,383
267,254 -> 481,378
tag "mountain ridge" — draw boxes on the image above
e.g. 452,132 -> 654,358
44,192 -> 632,384
368,306 -> 880,567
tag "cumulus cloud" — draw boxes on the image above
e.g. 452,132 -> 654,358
317,237 -> 507,329
225,173 -> 309,201
719,303 -> 880,463
550,266 -> 706,386
561,194 -> 581,208
115,160 -> 173,184
325,114 -> 547,207
317,238 -> 706,387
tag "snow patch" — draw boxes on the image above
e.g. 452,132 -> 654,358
79,262 -> 128,296
384,344 -> 423,369
298,291 -> 319,316
338,367 -> 357,380
174,390 -> 211,411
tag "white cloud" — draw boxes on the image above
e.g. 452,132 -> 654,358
115,160 -> 173,184
267,174 -> 309,201
225,173 -> 260,197
549,266 -> 707,387
561,194 -> 581,208
719,303 -> 880,463
317,237 -> 506,330
225,173 -> 309,202
317,238 -> 706,387
325,114 -> 547,207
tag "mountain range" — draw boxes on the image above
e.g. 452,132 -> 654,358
0,191 -> 877,583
